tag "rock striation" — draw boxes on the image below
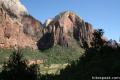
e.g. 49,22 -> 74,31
0,0 -> 27,18
0,0 -> 95,50
0,4 -> 42,49
38,11 -> 94,50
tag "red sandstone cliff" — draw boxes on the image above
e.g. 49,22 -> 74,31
38,11 -> 94,50
0,6 -> 42,49
0,0 -> 96,50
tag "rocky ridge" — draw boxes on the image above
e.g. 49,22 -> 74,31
38,11 -> 94,50
0,0 -> 95,50
0,0 -> 27,18
0,2 -> 42,49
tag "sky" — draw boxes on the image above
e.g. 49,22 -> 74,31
21,0 -> 120,42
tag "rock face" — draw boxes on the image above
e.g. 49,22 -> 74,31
104,39 -> 119,48
0,5 -> 42,49
0,0 -> 95,50
38,11 -> 94,50
21,15 -> 43,40
0,0 -> 27,18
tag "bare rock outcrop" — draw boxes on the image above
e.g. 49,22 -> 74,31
0,4 -> 94,50
0,5 -> 42,49
38,11 -> 94,50
0,0 -> 97,50
0,0 -> 27,18
21,15 -> 43,40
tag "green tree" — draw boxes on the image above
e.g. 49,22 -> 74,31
92,29 -> 104,48
0,49 -> 40,80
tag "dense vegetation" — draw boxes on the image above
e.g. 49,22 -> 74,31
0,45 -> 83,65
38,29 -> 120,80
0,50 -> 40,80
0,29 -> 120,80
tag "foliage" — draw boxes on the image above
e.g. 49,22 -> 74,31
0,50 -> 40,80
92,29 -> 105,48
0,45 -> 84,65
42,45 -> 84,64
55,43 -> 120,80
35,29 -> 120,80
0,49 -> 13,64
2,28 -> 120,80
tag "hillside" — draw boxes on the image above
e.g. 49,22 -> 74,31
0,0 -> 110,76
0,0 -> 95,50
0,0 -> 96,74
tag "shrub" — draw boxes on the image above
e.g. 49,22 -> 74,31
0,49 -> 40,80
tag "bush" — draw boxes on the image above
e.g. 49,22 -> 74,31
0,49 -> 40,80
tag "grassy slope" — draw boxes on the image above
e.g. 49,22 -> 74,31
0,45 -> 84,65
0,45 -> 84,74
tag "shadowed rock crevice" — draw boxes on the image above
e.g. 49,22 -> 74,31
0,0 -> 97,50
37,32 -> 54,50
40,11 -> 94,50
